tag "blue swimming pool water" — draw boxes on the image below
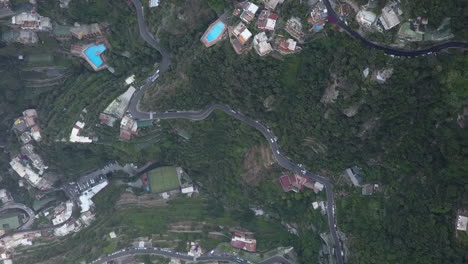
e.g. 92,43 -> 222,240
205,22 -> 225,42
84,44 -> 106,67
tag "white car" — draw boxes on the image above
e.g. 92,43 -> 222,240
270,138 -> 274,143
276,150 -> 280,154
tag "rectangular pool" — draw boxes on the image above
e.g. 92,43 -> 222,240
84,44 -> 106,67
205,22 -> 225,42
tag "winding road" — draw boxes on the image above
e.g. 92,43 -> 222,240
89,246 -> 292,264
127,0 -> 344,263
322,0 -> 468,56
123,1 -> 468,264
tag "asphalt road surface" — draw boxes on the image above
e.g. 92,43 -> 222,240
128,0 -> 344,263
322,0 -> 468,56
89,247 -> 292,264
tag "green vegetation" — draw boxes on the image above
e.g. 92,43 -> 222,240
147,166 -> 180,193
0,216 -> 21,230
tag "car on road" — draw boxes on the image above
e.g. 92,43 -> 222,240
276,150 -> 280,154
270,138 -> 274,143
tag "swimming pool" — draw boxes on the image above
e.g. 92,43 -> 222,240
84,44 -> 106,67
205,22 -> 225,42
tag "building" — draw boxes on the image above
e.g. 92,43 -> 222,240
276,37 -> 301,55
12,118 -> 27,135
125,74 -> 135,85
78,180 -> 109,212
285,17 -> 304,41
100,86 -> 136,127
11,12 -> 52,31
361,184 -> 375,195
457,215 -> 468,231
308,3 -> 328,32
314,182 -> 324,191
20,144 -> 47,175
240,2 -> 259,24
60,0 -> 71,8
379,3 -> 402,30
263,0 -> 284,10
257,10 -> 278,31
109,231 -> 117,239
344,167 -> 362,186
0,189 -> 13,204
70,23 -> 102,40
200,18 -> 227,48
229,22 -> 252,54
70,121 -> 92,143
149,0 -> 160,7
230,232 -> 256,252
9,157 -> 42,187
375,67 -> 394,83
279,173 -> 321,193
51,201 -> 73,225
120,115 -> 138,140
356,10 -> 376,28
253,32 -> 273,56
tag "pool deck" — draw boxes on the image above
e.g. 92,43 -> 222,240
201,18 -> 227,48
76,42 -> 108,71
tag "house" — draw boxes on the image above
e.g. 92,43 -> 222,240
356,10 -> 376,28
60,0 -> 71,8
263,0 -> 284,10
344,167 -> 362,186
9,157 -> 42,187
308,3 -> 328,32
276,37 -> 301,55
149,0 -> 160,7
70,121 -> 92,143
12,118 -> 28,134
100,86 -> 136,127
51,201 -> 73,225
279,173 -> 321,193
379,3 -> 402,30
285,17 -> 304,41
70,23 -> 102,40
240,2 -> 259,24
11,12 -> 52,31
257,10 -> 278,31
0,189 -> 13,204
375,67 -> 394,83
229,22 -> 252,54
125,74 -> 135,85
253,32 -> 273,56
361,184 -> 375,195
120,115 -> 138,140
457,215 -> 468,231
456,107 -> 468,128
230,232 -> 257,252
109,231 -> 117,239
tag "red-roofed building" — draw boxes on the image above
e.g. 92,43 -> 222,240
230,232 -> 256,252
279,173 -> 320,193
257,10 -> 278,31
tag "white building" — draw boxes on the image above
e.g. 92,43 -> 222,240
70,121 -> 92,143
0,189 -> 13,204
9,157 -> 41,187
356,10 -> 376,27
125,74 -> 135,85
379,6 -> 401,30
78,180 -> 108,212
314,182 -> 324,191
11,12 -> 52,31
253,32 -> 273,56
109,231 -> 117,239
457,215 -> 468,231
149,0 -> 160,8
